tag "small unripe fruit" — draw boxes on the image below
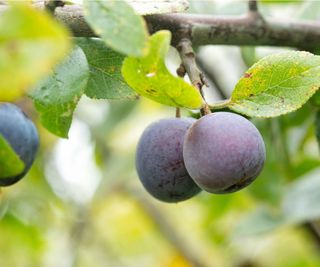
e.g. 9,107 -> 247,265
0,103 -> 39,186
183,112 -> 265,194
136,118 -> 201,203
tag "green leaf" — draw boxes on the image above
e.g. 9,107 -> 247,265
292,157 -> 320,178
0,134 -> 25,179
240,46 -> 257,68
247,120 -> 285,205
282,168 -> 320,223
76,38 -> 137,100
310,90 -> 320,107
315,110 -> 320,150
233,207 -> 286,237
129,0 -> 189,15
280,103 -> 313,127
236,168 -> 320,237
122,31 -> 203,109
0,213 -> 43,266
83,0 -> 149,57
30,47 -> 90,138
0,3 -> 70,101
228,51 -> 320,117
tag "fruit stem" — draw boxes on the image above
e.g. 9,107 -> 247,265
175,64 -> 185,118
248,0 -> 258,12
44,0 -> 65,14
201,104 -> 211,116
176,38 -> 211,116
176,107 -> 181,118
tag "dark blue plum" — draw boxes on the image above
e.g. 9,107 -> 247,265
183,112 -> 265,194
136,118 -> 201,203
0,103 -> 39,186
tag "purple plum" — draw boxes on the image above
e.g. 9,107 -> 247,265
183,112 -> 265,194
0,103 -> 39,186
136,118 -> 201,202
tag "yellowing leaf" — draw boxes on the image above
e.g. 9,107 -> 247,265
229,51 -> 320,117
0,4 -> 70,101
122,31 -> 203,109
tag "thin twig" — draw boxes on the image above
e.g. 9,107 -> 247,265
129,189 -> 208,267
69,206 -> 89,267
305,221 -> 320,250
177,38 -> 211,116
175,64 -> 186,118
248,0 -> 258,13
177,39 -> 203,90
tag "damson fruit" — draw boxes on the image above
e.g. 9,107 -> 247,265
0,103 -> 39,186
136,118 -> 201,203
183,112 -> 265,194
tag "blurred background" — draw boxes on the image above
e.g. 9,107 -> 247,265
2,0 -> 320,266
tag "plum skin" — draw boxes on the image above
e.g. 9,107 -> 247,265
183,112 -> 266,194
0,103 -> 39,186
136,118 -> 201,203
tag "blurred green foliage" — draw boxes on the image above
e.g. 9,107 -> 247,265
1,1 -> 320,267
0,3 -> 70,101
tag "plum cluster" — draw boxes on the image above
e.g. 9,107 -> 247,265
0,103 -> 39,186
136,112 -> 266,203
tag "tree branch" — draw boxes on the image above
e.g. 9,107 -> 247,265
0,2 -> 318,49
29,4 -> 320,49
